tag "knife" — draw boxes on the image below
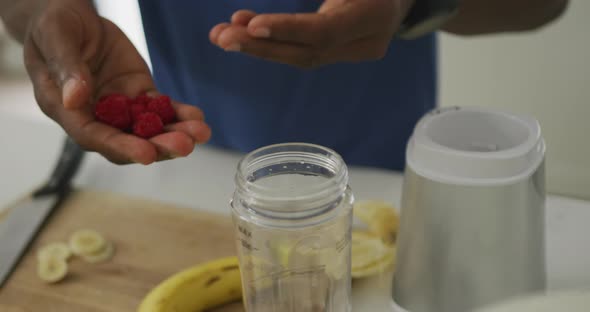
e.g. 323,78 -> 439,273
0,136 -> 84,288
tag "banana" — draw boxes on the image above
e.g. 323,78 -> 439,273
138,199 -> 401,311
37,256 -> 68,283
351,247 -> 396,278
81,241 -> 115,264
69,229 -> 107,256
137,256 -> 243,312
353,200 -> 399,245
350,231 -> 396,278
37,242 -> 72,262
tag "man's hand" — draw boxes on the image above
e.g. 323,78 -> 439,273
2,0 -> 211,165
209,0 -> 415,69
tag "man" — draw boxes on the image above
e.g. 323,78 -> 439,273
0,0 -> 568,170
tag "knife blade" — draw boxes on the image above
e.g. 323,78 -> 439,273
0,136 -> 84,288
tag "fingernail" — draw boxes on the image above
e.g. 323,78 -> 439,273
225,43 -> 241,52
252,27 -> 271,38
62,78 -> 78,109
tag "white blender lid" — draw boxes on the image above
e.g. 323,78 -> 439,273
406,106 -> 545,185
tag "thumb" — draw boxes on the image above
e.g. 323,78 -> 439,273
317,0 -> 347,13
34,18 -> 93,110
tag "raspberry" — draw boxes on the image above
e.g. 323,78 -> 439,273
129,100 -> 147,122
146,95 -> 176,124
135,94 -> 152,106
94,94 -> 131,130
133,112 -> 164,138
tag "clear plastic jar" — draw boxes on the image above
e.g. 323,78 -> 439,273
231,143 -> 354,312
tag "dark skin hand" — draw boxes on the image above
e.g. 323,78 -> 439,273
1,0 -> 568,165
1,0 -> 211,165
209,0 -> 415,69
209,0 -> 568,68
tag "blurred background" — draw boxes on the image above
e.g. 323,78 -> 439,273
1,0 -> 588,200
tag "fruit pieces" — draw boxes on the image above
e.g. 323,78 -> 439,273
37,242 -> 72,262
81,242 -> 115,264
138,256 -> 242,312
69,229 -> 107,256
94,93 -> 176,138
146,95 -> 176,124
136,200 -> 400,311
350,200 -> 400,279
94,94 -> 132,130
350,230 -> 396,278
133,112 -> 164,138
36,228 -> 115,284
135,94 -> 153,106
130,101 -> 148,122
37,257 -> 68,283
68,228 -> 114,263
353,200 -> 400,246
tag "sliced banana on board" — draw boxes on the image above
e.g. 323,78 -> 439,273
37,257 -> 68,283
69,229 -> 107,256
81,241 -> 115,264
37,242 -> 72,262
36,228 -> 115,283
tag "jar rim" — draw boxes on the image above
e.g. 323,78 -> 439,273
234,142 -> 349,220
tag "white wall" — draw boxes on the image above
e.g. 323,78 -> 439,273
93,0 -> 152,71
439,0 -> 590,199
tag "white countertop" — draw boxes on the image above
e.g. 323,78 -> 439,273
1,80 -> 590,310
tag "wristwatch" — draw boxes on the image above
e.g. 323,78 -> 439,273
397,0 -> 460,39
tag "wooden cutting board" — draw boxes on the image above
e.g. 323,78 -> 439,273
0,189 -> 243,311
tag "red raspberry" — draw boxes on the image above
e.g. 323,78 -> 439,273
129,100 -> 147,122
94,94 -> 131,130
133,112 -> 164,138
135,94 -> 152,106
146,95 -> 176,124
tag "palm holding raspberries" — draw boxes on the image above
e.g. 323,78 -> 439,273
19,0 -> 211,165
95,93 -> 177,138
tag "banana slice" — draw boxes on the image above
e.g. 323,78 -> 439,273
69,229 -> 106,256
81,241 -> 115,263
350,230 -> 395,278
351,248 -> 396,278
37,242 -> 72,262
288,237 -> 345,280
353,200 -> 399,245
37,257 -> 68,283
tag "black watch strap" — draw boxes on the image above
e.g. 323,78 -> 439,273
397,0 -> 460,39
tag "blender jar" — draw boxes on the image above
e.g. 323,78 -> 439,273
231,143 -> 354,312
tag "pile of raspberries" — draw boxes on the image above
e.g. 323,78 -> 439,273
94,93 -> 176,138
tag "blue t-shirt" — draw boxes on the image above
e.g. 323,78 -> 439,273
137,1 -> 437,171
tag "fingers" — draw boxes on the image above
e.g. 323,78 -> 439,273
32,9 -> 93,109
216,25 -> 316,67
143,90 -> 206,122
215,24 -> 390,68
149,132 -> 195,160
75,120 -> 159,165
245,1 -> 390,45
165,120 -> 212,144
209,23 -> 231,45
142,91 -> 211,144
209,9 -> 256,45
231,10 -> 257,26
171,102 -> 205,122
